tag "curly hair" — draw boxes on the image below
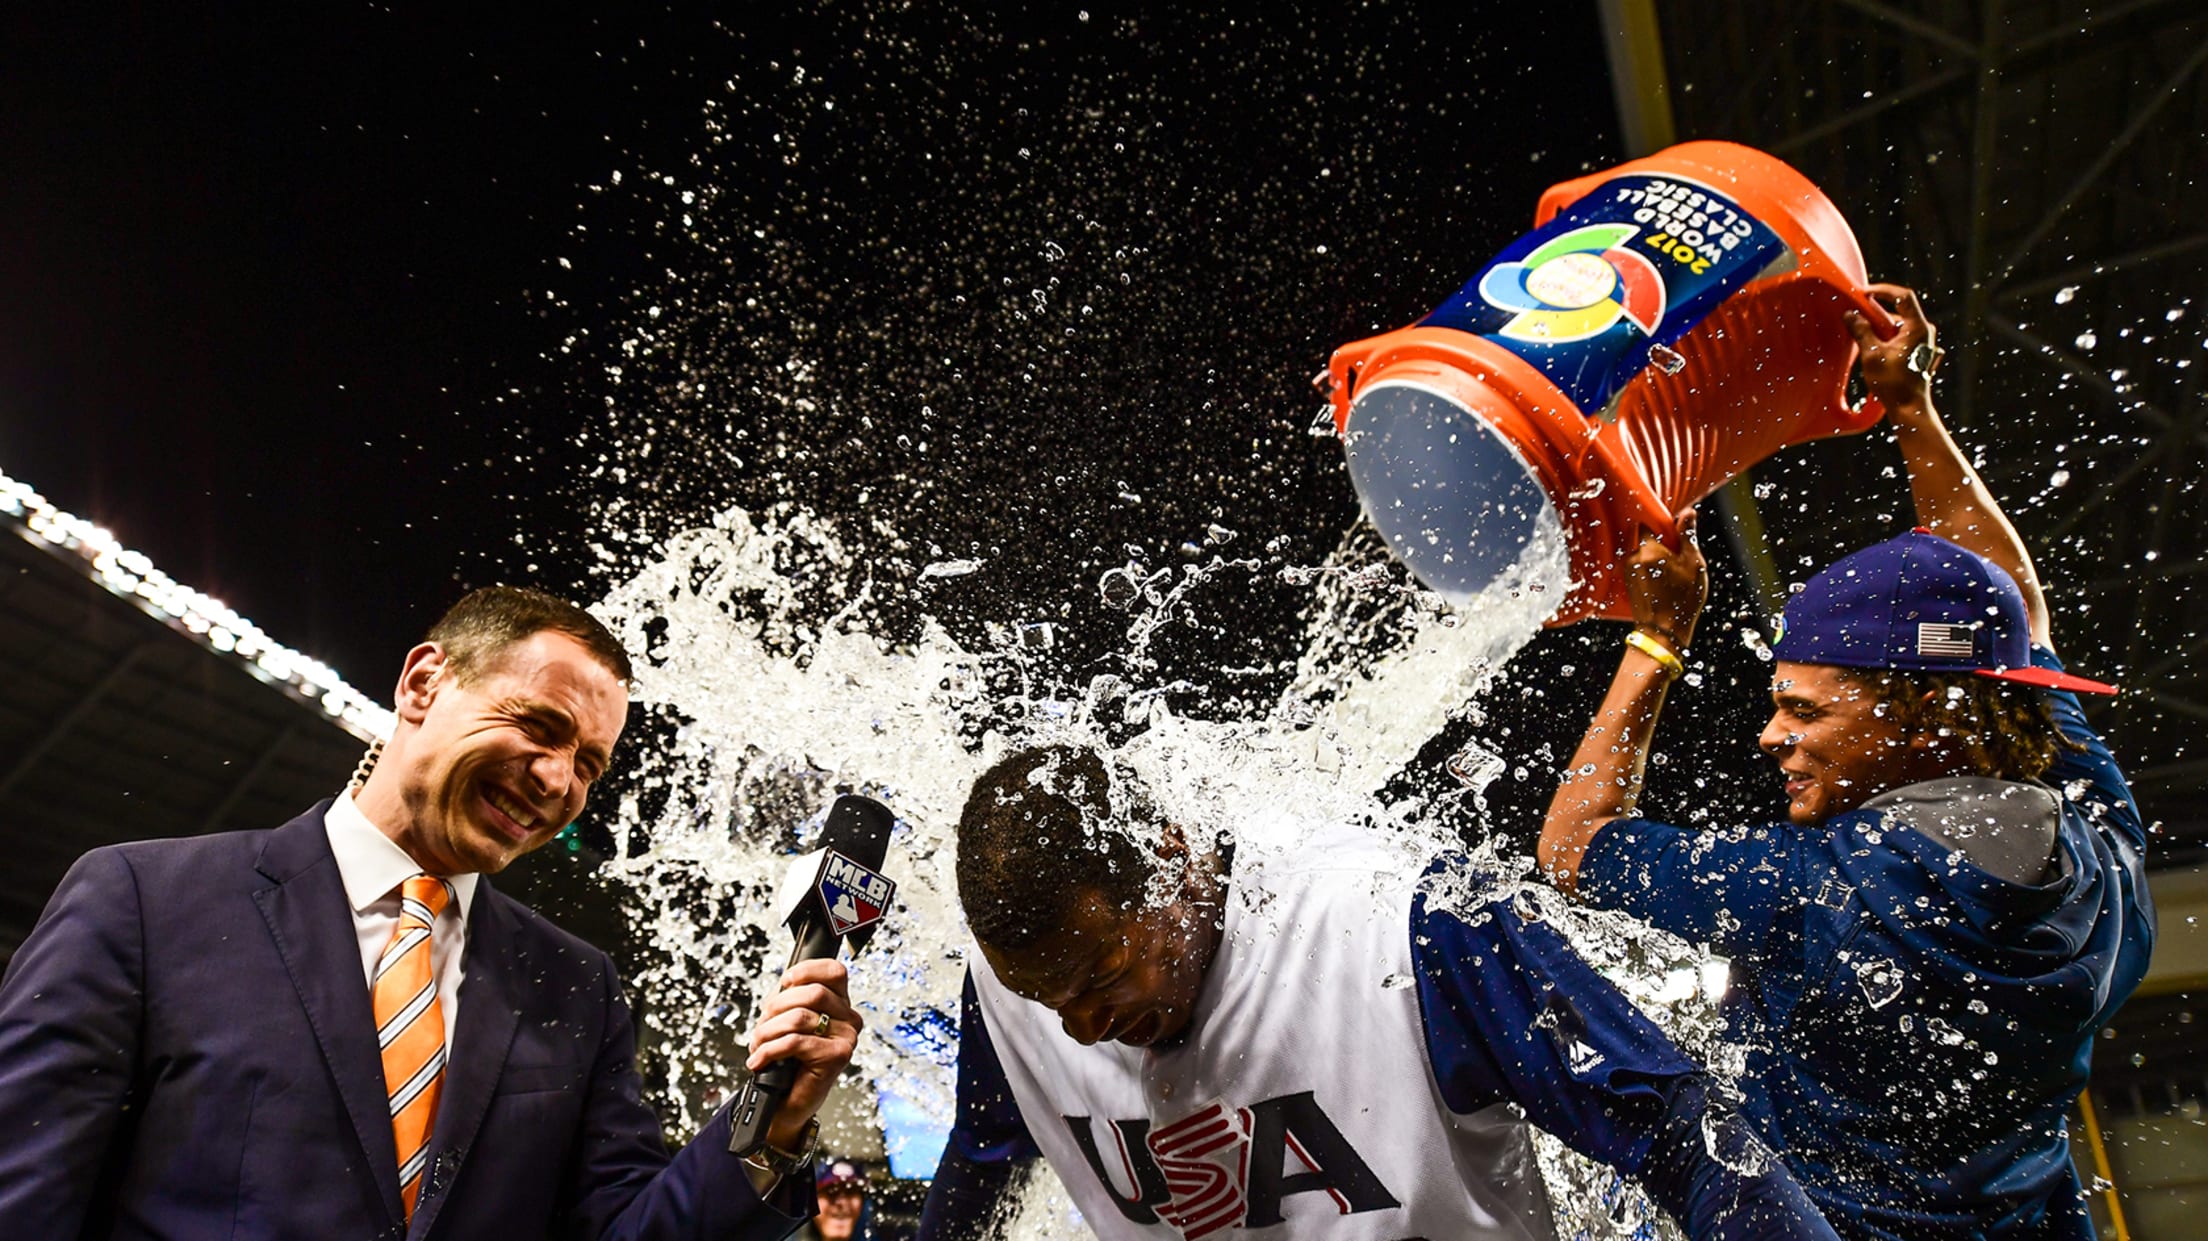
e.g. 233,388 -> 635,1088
955,745 -> 1158,953
1837,667 -> 2079,782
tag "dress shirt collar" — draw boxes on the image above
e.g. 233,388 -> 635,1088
325,792 -> 481,919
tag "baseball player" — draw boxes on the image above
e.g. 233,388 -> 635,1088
1539,286 -> 2153,1239
917,745 -> 1839,1240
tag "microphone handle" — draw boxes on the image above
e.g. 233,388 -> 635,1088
726,914 -> 845,1157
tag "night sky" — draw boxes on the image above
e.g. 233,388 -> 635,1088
2,5 -> 730,683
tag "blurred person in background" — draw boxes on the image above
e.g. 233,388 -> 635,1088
801,1158 -> 871,1241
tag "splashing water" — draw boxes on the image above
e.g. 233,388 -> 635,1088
526,16 -> 1736,1236
584,496 -> 1723,1239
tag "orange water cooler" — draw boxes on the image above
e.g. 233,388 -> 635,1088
1327,140 -> 1894,624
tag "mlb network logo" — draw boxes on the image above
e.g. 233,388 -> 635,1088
817,852 -> 894,937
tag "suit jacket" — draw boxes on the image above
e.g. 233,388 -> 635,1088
0,802 -> 808,1240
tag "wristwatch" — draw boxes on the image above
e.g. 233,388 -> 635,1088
739,1117 -> 820,1179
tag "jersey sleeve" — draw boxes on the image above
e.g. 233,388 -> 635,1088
917,971 -> 1040,1240
2033,645 -> 2145,853
1410,878 -> 1702,1174
1576,816 -> 1801,961
1411,878 -> 1842,1240
946,969 -> 1040,1164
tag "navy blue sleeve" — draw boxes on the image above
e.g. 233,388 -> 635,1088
1411,880 -> 1836,1240
946,971 -> 1039,1164
2033,645 -> 2145,853
1576,816 -> 1801,961
0,847 -> 144,1238
917,972 -> 1039,1241
1412,883 -> 1702,1173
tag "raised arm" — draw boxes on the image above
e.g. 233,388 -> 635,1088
1540,514 -> 1709,897
1845,284 -> 2053,648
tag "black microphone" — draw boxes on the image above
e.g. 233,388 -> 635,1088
727,793 -> 896,1158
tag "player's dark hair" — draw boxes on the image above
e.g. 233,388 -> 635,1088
426,585 -> 634,686
1839,667 -> 2079,781
956,745 -> 1157,952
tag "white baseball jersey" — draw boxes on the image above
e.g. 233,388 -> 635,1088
970,820 -> 1557,1241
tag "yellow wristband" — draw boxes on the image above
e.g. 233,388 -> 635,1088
1625,629 -> 1685,680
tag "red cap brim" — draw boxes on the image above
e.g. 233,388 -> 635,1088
1975,665 -> 2120,695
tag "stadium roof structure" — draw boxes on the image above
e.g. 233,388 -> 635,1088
0,468 -> 388,962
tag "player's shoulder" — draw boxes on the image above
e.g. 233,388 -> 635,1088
1225,813 -> 1426,940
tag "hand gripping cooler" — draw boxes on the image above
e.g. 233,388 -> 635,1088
1325,140 -> 1895,624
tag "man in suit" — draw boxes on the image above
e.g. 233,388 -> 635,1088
0,586 -> 858,1240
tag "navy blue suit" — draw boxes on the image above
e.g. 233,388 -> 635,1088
0,803 -> 806,1240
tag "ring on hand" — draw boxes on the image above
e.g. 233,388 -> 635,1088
1905,341 -> 1945,378
814,1011 -> 831,1038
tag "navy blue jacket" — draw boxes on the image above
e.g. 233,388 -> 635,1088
921,877 -> 1839,1240
1578,649 -> 2154,1239
0,804 -> 808,1240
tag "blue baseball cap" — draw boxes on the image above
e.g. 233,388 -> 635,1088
816,1158 -> 865,1190
1770,529 -> 2117,694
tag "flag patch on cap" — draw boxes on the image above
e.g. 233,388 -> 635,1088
1917,622 -> 1978,658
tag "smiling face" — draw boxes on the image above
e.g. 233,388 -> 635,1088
373,630 -> 628,875
980,885 -> 1221,1050
1759,660 -> 1947,826
814,1184 -> 863,1240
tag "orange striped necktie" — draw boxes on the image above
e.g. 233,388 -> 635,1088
373,874 -> 453,1219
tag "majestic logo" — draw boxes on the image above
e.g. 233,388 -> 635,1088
1477,222 -> 1666,345
1063,1092 -> 1398,1239
816,851 -> 894,937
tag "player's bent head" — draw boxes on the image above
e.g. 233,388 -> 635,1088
955,745 -> 1158,953
956,745 -> 1225,1047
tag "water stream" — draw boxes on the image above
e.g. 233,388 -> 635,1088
585,496 -> 1726,1240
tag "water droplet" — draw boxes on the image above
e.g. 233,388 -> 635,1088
1098,565 -> 1144,609
1380,973 -> 1414,991
2075,330 -> 2098,351
1855,957 -> 1904,1009
2049,469 -> 2071,489
919,558 -> 983,581
1648,343 -> 1687,374
2054,285 -> 2079,304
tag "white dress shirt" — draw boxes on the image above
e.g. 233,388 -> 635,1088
324,793 -> 478,1047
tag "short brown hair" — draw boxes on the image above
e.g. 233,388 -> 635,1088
1838,667 -> 2078,782
425,586 -> 633,686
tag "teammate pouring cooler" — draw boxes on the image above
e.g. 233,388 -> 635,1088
1539,286 -> 2153,1240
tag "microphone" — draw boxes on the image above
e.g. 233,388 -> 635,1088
727,793 -> 897,1158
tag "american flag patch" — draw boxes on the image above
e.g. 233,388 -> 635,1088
1917,622 -> 1978,658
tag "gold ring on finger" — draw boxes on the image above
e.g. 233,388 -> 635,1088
815,1010 -> 831,1038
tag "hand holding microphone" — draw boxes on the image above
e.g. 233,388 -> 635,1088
729,794 -> 896,1161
